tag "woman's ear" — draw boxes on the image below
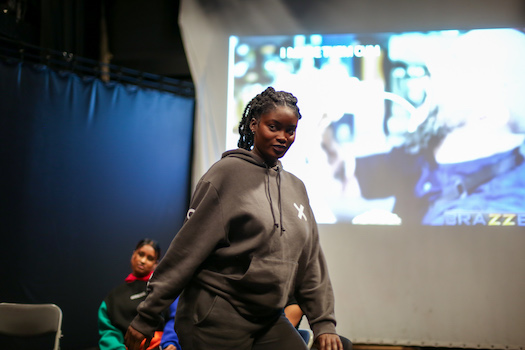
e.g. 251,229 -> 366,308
250,118 -> 258,133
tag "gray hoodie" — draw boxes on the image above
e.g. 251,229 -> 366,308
132,148 -> 337,338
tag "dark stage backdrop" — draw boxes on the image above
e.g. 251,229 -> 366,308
0,59 -> 194,349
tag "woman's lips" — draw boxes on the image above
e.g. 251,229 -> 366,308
273,145 -> 286,154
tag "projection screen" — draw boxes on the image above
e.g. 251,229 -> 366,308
179,1 -> 525,348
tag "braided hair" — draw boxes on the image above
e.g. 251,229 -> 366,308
237,87 -> 302,150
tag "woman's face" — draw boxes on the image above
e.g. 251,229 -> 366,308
250,106 -> 298,166
130,244 -> 158,278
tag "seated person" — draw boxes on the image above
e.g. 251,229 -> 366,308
98,238 -> 180,350
285,295 -> 352,350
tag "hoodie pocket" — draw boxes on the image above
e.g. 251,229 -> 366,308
232,256 -> 298,309
193,287 -> 219,325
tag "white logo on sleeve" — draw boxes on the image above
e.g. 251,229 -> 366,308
186,208 -> 195,220
294,203 -> 307,221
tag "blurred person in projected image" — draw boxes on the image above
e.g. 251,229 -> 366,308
125,87 -> 343,350
322,28 -> 525,226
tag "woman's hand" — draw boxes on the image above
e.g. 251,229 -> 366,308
124,325 -> 150,350
314,333 -> 343,350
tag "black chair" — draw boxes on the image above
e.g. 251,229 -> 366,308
0,302 -> 63,350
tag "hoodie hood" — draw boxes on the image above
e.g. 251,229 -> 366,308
221,148 -> 283,169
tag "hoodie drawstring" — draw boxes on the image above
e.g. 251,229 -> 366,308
266,165 -> 285,235
276,166 -> 285,234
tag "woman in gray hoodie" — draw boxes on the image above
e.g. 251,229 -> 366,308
125,87 -> 343,350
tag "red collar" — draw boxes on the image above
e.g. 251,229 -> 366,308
125,271 -> 153,283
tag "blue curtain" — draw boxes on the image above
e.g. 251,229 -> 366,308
0,59 -> 194,350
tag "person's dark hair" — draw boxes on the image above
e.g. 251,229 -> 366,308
135,238 -> 161,261
238,86 -> 302,150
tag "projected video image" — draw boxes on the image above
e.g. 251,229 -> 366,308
227,28 -> 525,226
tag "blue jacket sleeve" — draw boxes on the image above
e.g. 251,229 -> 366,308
160,298 -> 181,350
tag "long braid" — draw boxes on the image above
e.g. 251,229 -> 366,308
237,86 -> 302,150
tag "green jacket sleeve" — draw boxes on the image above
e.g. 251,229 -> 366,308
98,301 -> 126,350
